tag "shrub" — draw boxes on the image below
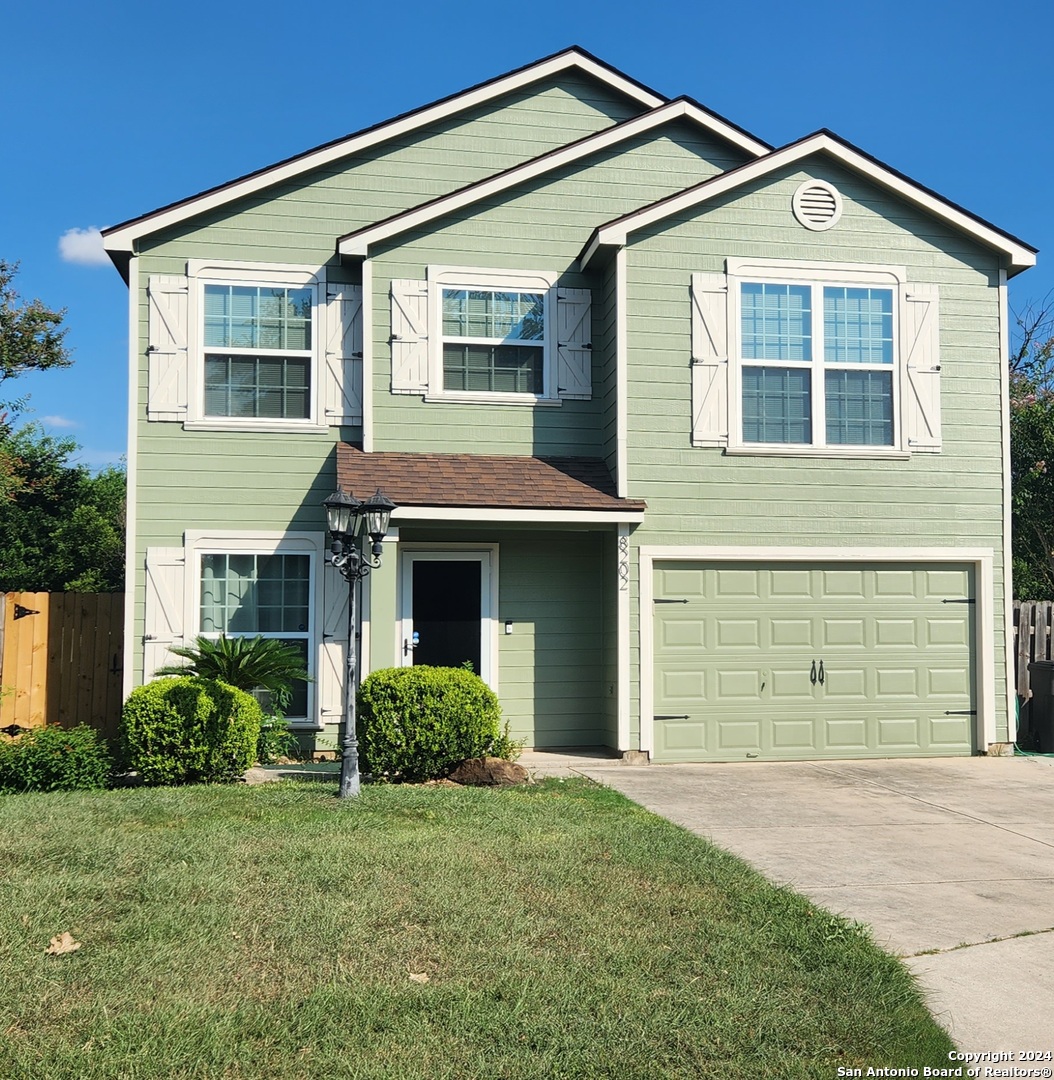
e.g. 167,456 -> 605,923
119,677 -> 263,785
357,665 -> 506,781
256,713 -> 300,765
152,635 -> 310,704
0,724 -> 112,794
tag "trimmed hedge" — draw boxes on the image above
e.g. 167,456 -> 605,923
0,724 -> 113,794
358,666 -> 506,781
119,677 -> 263,785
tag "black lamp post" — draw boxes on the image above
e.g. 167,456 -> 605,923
323,487 -> 396,798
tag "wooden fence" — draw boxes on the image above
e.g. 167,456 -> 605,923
1013,600 -> 1054,700
0,592 -> 125,742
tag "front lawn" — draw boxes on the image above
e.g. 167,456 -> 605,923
0,780 -> 951,1078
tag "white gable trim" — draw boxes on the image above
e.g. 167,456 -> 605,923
102,50 -> 668,255
338,99 -> 769,257
581,132 -> 1036,273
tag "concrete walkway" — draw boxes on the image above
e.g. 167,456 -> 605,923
520,751 -> 1054,1054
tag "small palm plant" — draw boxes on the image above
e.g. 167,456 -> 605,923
154,636 -> 310,763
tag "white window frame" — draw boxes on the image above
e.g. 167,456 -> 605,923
185,260 -> 328,433
426,265 -> 559,406
183,530 -> 324,728
726,257 -> 908,458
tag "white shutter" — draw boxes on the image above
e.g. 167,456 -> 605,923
556,288 -> 592,400
325,285 -> 364,425
146,276 -> 189,421
390,280 -> 429,394
318,556 -> 351,727
903,282 -> 942,453
690,272 -> 729,447
143,547 -> 185,680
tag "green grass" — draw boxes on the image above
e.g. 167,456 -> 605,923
0,779 -> 952,1079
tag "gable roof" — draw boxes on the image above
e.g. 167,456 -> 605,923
101,47 -> 669,266
341,97 -> 768,257
580,130 -> 1037,275
337,97 -> 770,257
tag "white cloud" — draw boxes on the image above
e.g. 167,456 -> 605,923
58,226 -> 109,267
39,414 -> 79,428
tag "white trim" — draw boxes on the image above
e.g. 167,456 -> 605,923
999,269 -> 1016,743
583,132 -> 1036,273
186,263 -> 326,430
397,544 -> 499,691
637,545 -> 995,759
182,531 -> 325,727
391,506 -> 645,524
617,524 -> 631,750
102,50 -> 671,254
726,263 -> 904,453
725,256 -> 906,285
426,266 -> 557,404
362,259 -> 374,451
615,248 -> 629,497
339,100 -> 768,256
123,257 -> 140,697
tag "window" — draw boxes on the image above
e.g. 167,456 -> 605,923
199,551 -> 312,720
202,284 -> 313,420
690,261 -> 940,455
740,281 -> 894,447
390,267 -> 592,403
441,289 -> 545,394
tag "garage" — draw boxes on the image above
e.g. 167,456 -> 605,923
651,560 -> 976,762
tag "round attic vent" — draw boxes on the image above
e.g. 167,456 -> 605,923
792,180 -> 842,231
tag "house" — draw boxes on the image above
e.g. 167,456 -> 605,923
102,47 -> 1036,762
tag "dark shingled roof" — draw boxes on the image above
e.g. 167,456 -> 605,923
336,445 -> 646,513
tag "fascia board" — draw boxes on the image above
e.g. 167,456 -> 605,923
391,507 -> 646,524
338,99 -> 768,256
582,133 -> 1038,272
101,49 -> 666,254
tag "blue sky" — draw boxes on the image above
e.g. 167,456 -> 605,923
4,0 -> 1051,467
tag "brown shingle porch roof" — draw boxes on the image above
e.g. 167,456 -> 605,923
336,444 -> 646,513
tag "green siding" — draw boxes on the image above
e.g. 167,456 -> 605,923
370,123 -> 749,456
395,528 -> 609,747
621,158 -> 1009,743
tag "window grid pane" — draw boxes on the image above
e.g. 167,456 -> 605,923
823,287 -> 893,365
199,554 -> 310,718
204,356 -> 311,419
443,343 -> 543,394
825,369 -> 894,446
442,290 -> 544,342
204,285 -> 312,352
742,366 -> 812,444
741,283 -> 812,361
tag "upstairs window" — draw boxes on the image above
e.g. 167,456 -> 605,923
202,284 -> 313,420
441,288 -> 545,395
740,281 -> 895,448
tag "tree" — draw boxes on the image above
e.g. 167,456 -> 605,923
0,260 -> 72,390
0,422 -> 124,592
1010,295 -> 1054,597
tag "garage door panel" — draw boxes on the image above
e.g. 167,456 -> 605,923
653,560 -> 976,762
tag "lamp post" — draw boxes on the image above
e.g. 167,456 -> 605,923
323,487 -> 396,798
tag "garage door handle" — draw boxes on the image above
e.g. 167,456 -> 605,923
818,660 -> 825,685
654,714 -> 690,720
810,660 -> 817,685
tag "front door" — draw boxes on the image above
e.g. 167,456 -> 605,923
400,551 -> 492,681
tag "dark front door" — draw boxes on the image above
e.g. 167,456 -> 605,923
411,558 -> 482,673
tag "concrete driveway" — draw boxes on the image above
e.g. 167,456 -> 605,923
523,752 -> 1054,1054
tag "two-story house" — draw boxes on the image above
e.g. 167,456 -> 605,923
102,47 -> 1035,762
